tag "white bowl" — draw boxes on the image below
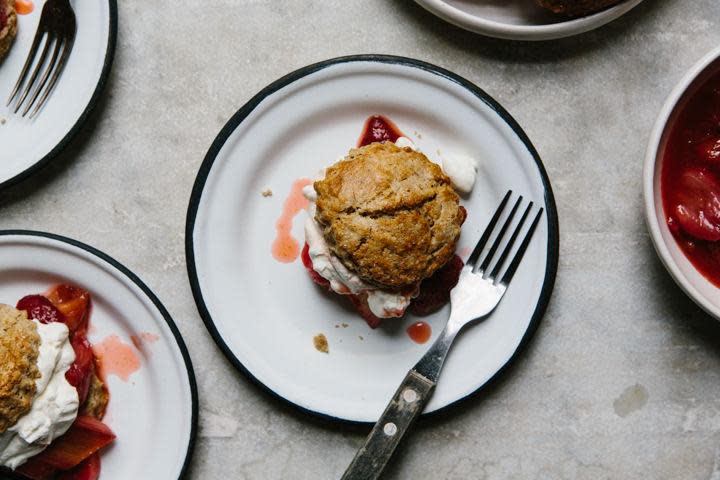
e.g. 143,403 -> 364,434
644,46 -> 720,320
414,0 -> 644,41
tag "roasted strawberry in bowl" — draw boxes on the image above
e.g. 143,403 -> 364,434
0,285 -> 114,480
645,45 -> 720,319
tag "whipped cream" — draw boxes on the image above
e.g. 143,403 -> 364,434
442,153 -> 478,195
395,136 -> 418,150
304,215 -> 416,319
0,321 -> 79,470
396,137 -> 478,194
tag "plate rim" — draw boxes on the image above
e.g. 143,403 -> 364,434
185,54 -> 560,425
0,0 -> 119,191
0,229 -> 198,479
413,0 -> 645,41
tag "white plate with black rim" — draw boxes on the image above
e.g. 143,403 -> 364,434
186,55 -> 559,424
0,0 -> 117,189
0,230 -> 197,478
414,0 -> 644,41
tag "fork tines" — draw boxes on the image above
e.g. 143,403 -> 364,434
466,190 -> 543,286
7,0 -> 77,118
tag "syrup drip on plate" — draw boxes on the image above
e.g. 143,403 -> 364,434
92,335 -> 141,382
272,178 -> 312,263
407,322 -> 432,344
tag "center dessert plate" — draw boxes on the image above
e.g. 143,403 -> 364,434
414,0 -> 644,41
0,231 -> 197,478
187,55 -> 559,423
0,0 -> 117,189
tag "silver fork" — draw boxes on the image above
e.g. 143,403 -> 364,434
341,190 -> 543,480
7,0 -> 76,118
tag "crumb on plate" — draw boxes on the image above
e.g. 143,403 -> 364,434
313,333 -> 329,353
261,188 -> 273,197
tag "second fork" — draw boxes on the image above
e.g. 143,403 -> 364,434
7,0 -> 76,118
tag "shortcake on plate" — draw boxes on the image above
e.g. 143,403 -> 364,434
0,285 -> 115,480
301,115 -> 478,328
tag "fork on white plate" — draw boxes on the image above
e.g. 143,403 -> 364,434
7,0 -> 76,118
342,190 -> 543,480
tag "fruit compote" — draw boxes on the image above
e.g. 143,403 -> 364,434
662,70 -> 720,287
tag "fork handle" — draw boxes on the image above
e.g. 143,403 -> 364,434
341,370 -> 435,480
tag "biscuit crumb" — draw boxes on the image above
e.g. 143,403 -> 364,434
334,324 -> 340,328
341,323 -> 349,328
313,334 -> 329,353
261,188 -> 273,197
0,118 -> 6,125
358,336 -> 364,341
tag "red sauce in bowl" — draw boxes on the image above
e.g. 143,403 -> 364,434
662,70 -> 720,287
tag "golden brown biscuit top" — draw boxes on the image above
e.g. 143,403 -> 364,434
314,142 -> 465,289
0,304 -> 41,434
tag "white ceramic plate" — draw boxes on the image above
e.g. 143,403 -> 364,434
187,55 -> 558,423
0,0 -> 117,189
0,231 -> 197,478
414,0 -> 644,41
644,46 -> 720,320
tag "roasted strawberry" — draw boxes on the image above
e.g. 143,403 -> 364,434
56,453 -> 101,480
18,416 -> 115,476
16,295 -> 65,325
697,136 -> 720,165
65,335 -> 95,405
301,243 -> 330,288
45,285 -> 91,334
410,255 -> 464,316
674,167 -> 720,241
348,294 -> 382,329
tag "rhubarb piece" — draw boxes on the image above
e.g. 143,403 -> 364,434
674,168 -> 720,241
56,453 -> 101,480
45,285 -> 91,334
410,255 -> 464,316
81,372 -> 109,420
16,295 -> 65,325
18,416 -> 115,476
65,335 -> 95,405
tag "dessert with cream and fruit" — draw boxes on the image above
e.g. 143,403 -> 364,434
301,115 -> 476,328
0,285 -> 115,480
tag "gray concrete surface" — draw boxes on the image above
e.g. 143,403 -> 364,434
2,0 -> 720,478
